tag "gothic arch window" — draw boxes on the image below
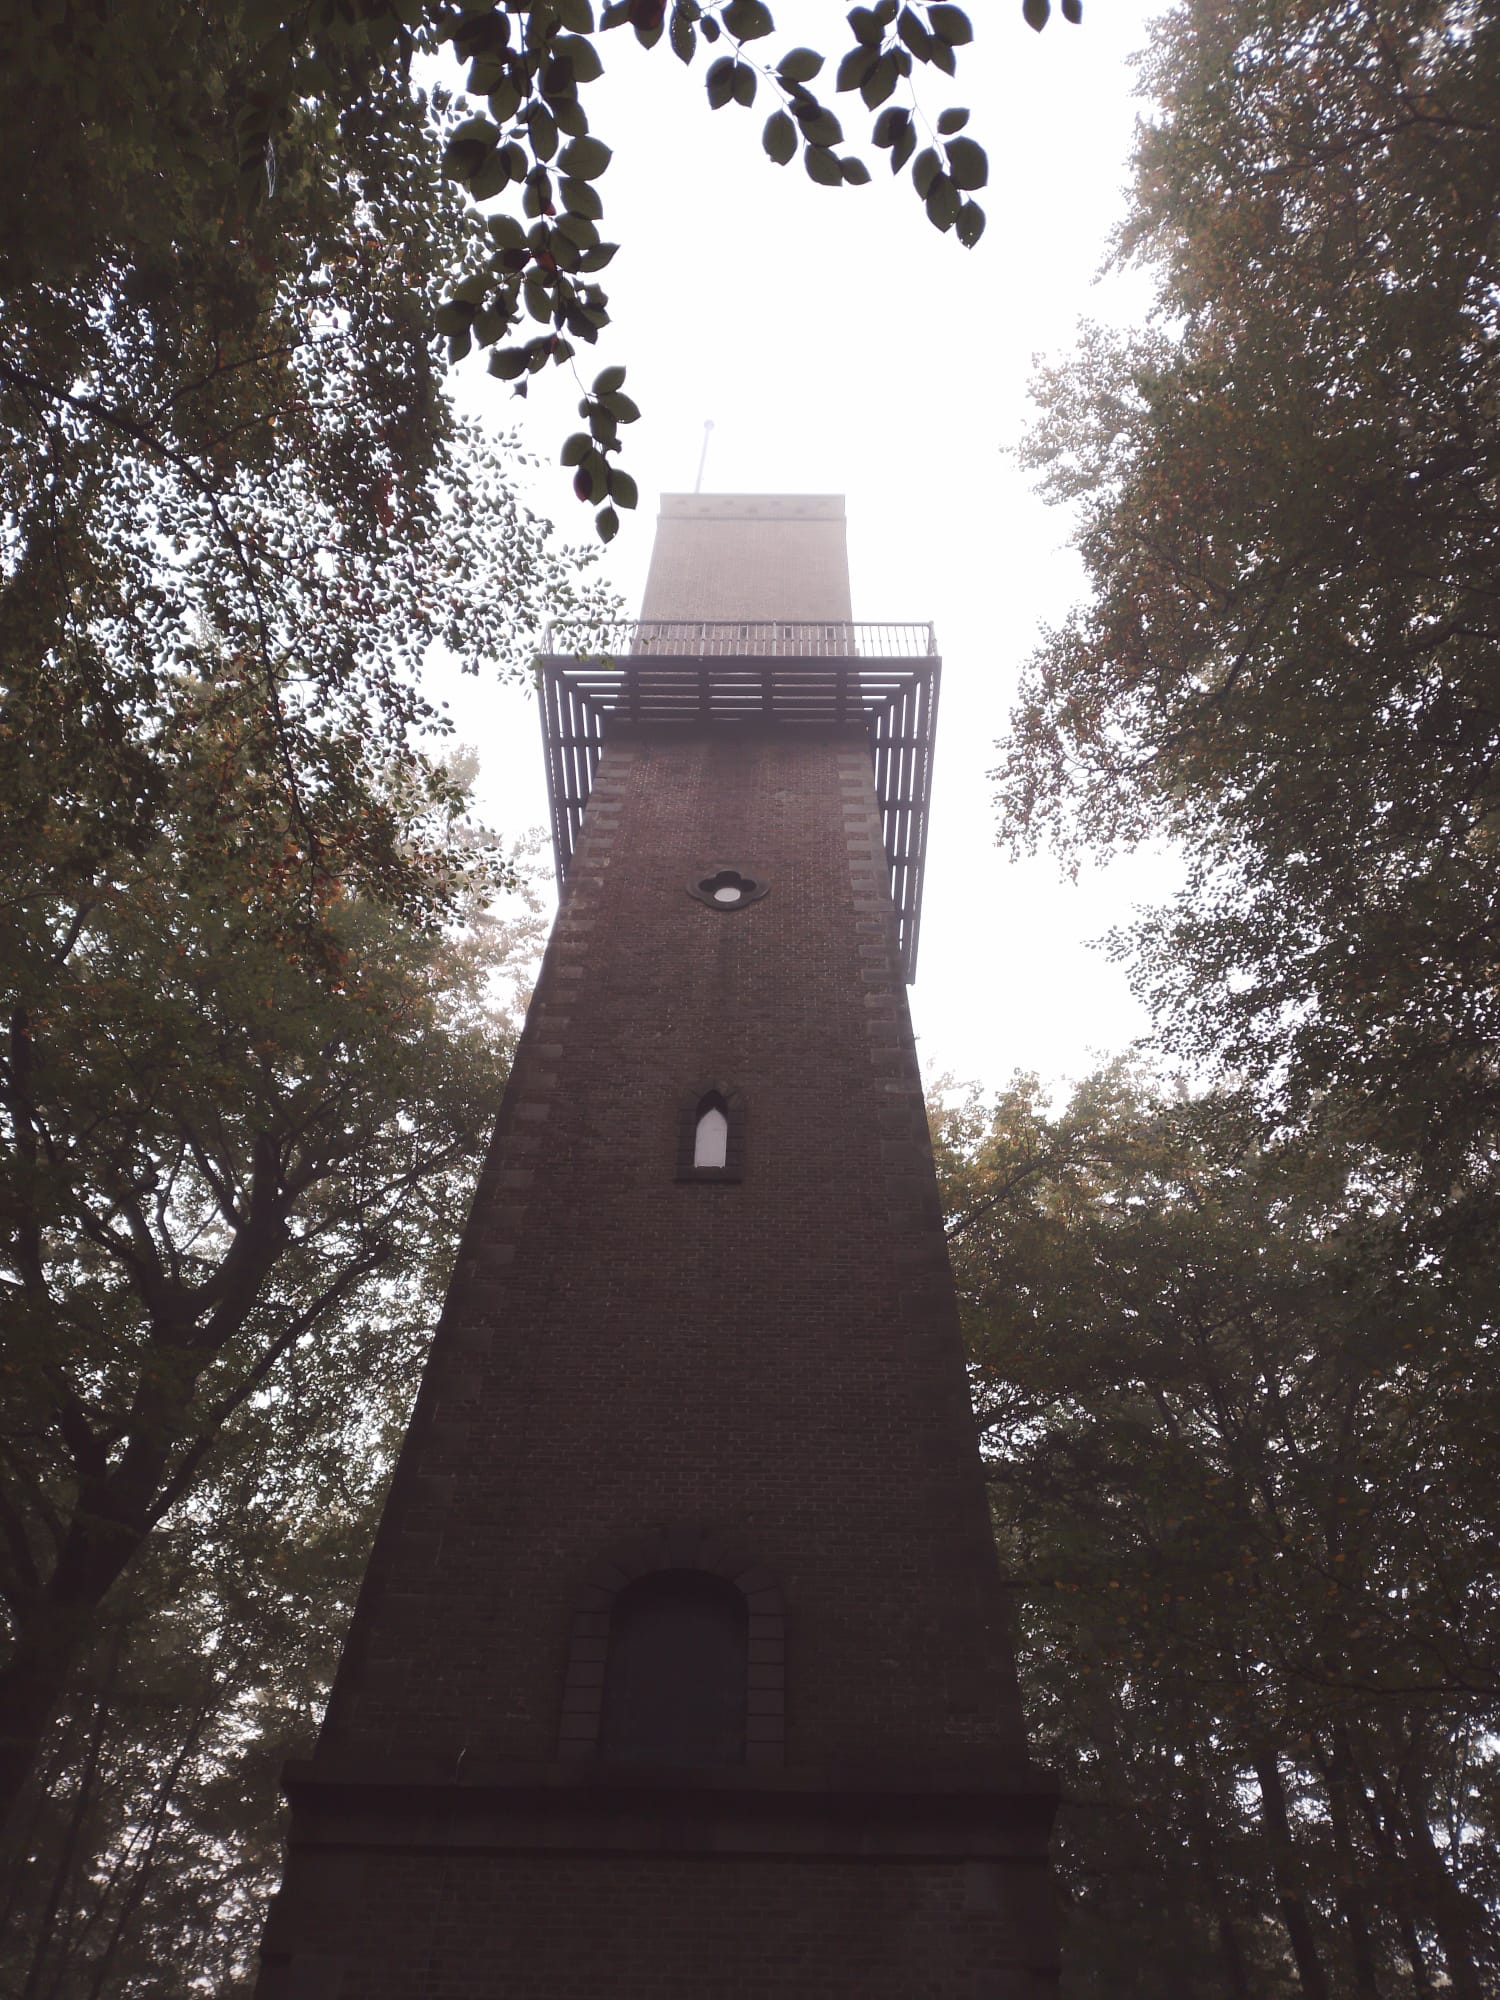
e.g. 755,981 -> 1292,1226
694,1092 -> 729,1169
557,1528 -> 785,1766
677,1083 -> 746,1182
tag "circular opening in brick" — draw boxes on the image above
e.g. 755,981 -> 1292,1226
697,868 -> 759,905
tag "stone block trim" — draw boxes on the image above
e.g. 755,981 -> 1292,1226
558,1526 -> 786,1767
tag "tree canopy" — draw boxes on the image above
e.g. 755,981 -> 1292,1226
10,0 -> 1077,546
937,1070 -> 1499,1999
2,0 -> 588,1857
1000,0 -> 1500,1204
986,1 -> 1500,1988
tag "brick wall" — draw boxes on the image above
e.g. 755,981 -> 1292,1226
312,723 -> 1023,1774
256,503 -> 1058,1996
640,494 -> 854,622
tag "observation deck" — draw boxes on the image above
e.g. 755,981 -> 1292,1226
536,619 -> 940,982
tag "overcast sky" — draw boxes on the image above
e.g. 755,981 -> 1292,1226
442,0 -> 1174,1098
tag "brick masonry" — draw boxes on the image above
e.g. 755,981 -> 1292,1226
256,500 -> 1059,1996
640,493 -> 854,624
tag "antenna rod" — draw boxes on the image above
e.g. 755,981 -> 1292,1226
693,419 -> 714,495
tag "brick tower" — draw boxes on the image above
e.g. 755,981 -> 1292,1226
256,494 -> 1059,1997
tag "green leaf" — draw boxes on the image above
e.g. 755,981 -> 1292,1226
557,210 -> 600,248
608,468 -> 640,508
561,432 -> 593,465
795,102 -> 843,146
555,33 -> 605,80
912,145 -> 941,198
558,134 -> 612,179
860,53 -> 899,108
706,54 -> 736,107
926,174 -> 960,231
1023,0 -> 1049,25
631,0 -> 665,48
448,113 -> 500,148
473,304 -> 512,343
730,61 -> 757,107
560,176 -> 604,217
448,326 -> 473,363
777,47 -> 824,81
522,168 -> 552,217
469,151 -> 513,201
897,6 -> 931,59
840,155 -> 872,184
436,301 -> 473,335
527,104 -> 559,161
594,364 -> 627,393
722,0 -> 774,40
488,346 -> 528,379
523,277 -> 551,323
1062,0 -> 1082,20
597,504 -> 621,542
603,390 -> 642,421
943,134 -> 987,189
890,118 -> 916,172
487,212 -> 528,248
955,198 -> 985,247
763,109 -> 797,165
557,0 -> 596,28
670,0 -> 697,60
937,106 -> 969,134
804,144 -> 843,186
847,6 -> 883,44
486,77 -> 522,122
872,105 -> 910,148
928,3 -> 974,42
836,45 -> 878,92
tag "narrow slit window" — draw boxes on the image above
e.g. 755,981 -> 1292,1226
694,1093 -> 729,1170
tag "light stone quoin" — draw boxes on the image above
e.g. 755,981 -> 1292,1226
255,491 -> 1061,1999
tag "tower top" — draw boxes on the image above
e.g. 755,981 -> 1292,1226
641,492 -> 852,625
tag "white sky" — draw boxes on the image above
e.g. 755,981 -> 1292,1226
441,0 -> 1176,1097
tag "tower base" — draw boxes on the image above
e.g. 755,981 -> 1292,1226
257,1760 -> 1060,1997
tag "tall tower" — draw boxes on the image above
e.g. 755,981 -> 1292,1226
257,495 -> 1059,1997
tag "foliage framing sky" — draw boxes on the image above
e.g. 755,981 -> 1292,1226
441,0 -> 1171,1090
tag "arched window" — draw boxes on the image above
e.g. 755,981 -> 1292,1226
598,1570 -> 748,1767
693,1092 -> 729,1169
676,1082 -> 745,1182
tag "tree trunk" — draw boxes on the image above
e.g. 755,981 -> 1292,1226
1390,1746 -> 1485,2000
1348,1744 -> 1434,2000
1187,1755 -> 1254,2000
1314,1731 -> 1383,1999
1253,1748 -> 1332,2000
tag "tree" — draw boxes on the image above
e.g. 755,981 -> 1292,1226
3,5 -> 601,1831
9,0 -> 1076,548
0,664 -> 546,1834
934,1070 -> 1500,1999
998,0 -> 1500,1215
3,1 -> 607,911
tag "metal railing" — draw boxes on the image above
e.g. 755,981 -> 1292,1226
542,619 -> 936,660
